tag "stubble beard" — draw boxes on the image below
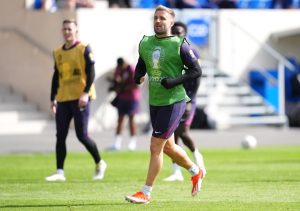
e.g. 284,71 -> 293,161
154,28 -> 167,37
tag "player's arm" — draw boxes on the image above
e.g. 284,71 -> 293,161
79,45 -> 95,108
50,66 -> 58,102
188,76 -> 200,99
83,45 -> 95,93
161,39 -> 202,89
50,62 -> 59,113
134,57 -> 147,85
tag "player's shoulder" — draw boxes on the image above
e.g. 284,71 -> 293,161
78,41 -> 89,47
140,35 -> 147,42
170,36 -> 184,44
139,35 -> 152,48
76,41 -> 91,52
77,42 -> 94,55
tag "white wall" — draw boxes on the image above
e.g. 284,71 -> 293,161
77,9 -> 154,77
218,10 -> 300,80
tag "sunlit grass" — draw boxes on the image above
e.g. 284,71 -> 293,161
0,146 -> 299,210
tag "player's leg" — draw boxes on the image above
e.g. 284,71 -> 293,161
180,102 -> 206,174
164,135 -> 204,196
127,99 -> 139,150
107,99 -> 128,150
180,124 -> 206,173
108,114 -> 125,150
164,101 -> 189,182
163,135 -> 193,169
178,101 -> 197,151
162,100 -> 204,196
128,114 -> 137,150
125,135 -> 167,204
45,101 -> 72,181
146,136 -> 168,185
126,104 -> 170,204
164,126 -> 184,181
73,101 -> 106,180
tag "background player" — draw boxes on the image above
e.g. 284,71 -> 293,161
45,19 -> 106,181
107,57 -> 141,151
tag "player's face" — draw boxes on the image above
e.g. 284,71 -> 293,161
154,10 -> 174,37
173,26 -> 186,38
62,22 -> 77,43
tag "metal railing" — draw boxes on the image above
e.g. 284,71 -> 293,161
228,19 -> 296,117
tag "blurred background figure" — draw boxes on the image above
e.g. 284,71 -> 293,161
175,0 -> 201,8
56,0 -> 95,10
33,0 -> 57,12
270,0 -> 294,8
108,0 -> 131,8
106,57 -> 141,151
214,0 -> 237,8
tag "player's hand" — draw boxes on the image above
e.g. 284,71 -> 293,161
50,100 -> 57,114
161,78 -> 173,89
79,92 -> 89,110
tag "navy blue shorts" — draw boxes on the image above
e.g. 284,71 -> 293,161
150,100 -> 186,139
116,99 -> 139,116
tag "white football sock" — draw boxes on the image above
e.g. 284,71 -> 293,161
188,164 -> 200,176
141,185 -> 152,196
57,169 -> 64,175
114,135 -> 122,149
172,163 -> 182,175
128,137 -> 136,150
193,149 -> 205,168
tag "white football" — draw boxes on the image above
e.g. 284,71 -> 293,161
241,135 -> 257,149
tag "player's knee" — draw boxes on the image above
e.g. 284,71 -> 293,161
76,134 -> 88,144
56,140 -> 65,148
163,144 -> 173,155
149,143 -> 164,156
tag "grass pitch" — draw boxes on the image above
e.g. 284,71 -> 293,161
0,146 -> 299,211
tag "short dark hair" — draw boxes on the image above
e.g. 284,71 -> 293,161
117,57 -> 124,66
171,21 -> 187,35
63,19 -> 77,26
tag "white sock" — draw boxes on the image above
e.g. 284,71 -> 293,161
193,149 -> 205,168
128,137 -> 136,147
114,135 -> 122,148
141,185 -> 152,196
188,164 -> 199,176
57,169 -> 64,175
172,163 -> 182,175
96,160 -> 106,170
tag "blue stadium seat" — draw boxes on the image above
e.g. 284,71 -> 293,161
249,70 -> 265,97
237,0 -> 272,8
249,69 -> 279,111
